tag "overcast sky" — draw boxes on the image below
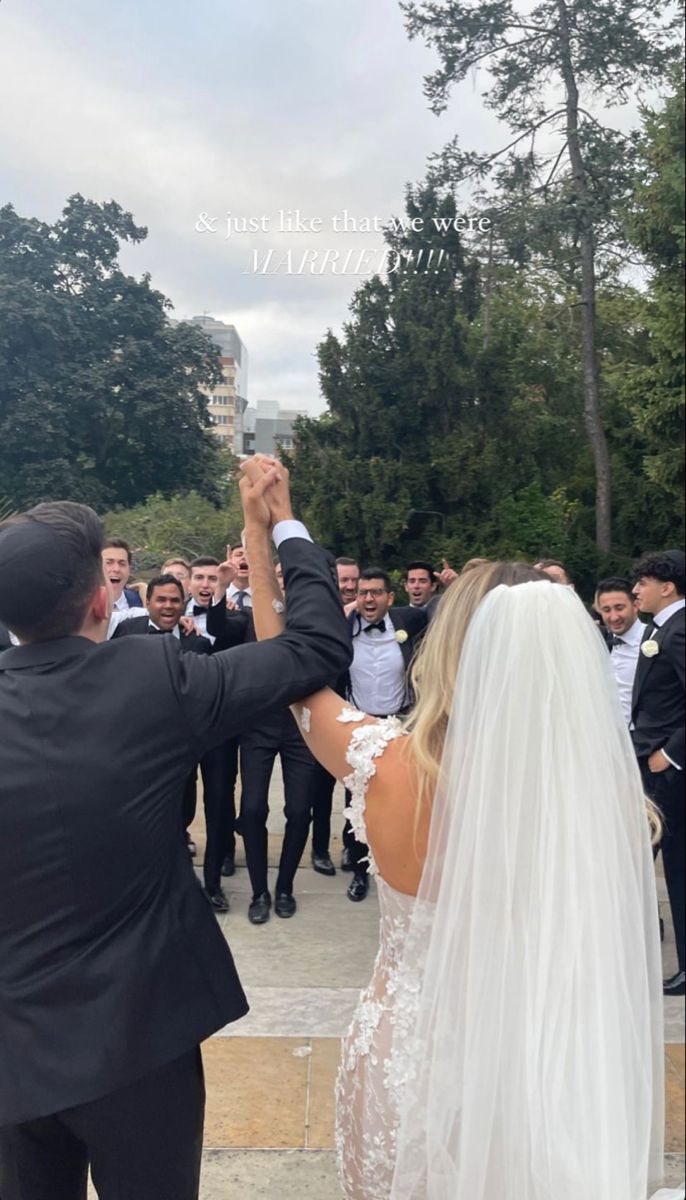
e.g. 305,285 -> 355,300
0,0 -> 654,414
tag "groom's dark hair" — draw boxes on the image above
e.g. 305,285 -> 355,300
0,501 -> 104,643
632,551 -> 685,596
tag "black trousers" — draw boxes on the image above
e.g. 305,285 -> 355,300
641,758 -> 685,972
0,1049 -> 205,1200
311,762 -> 336,857
183,738 -> 239,892
240,713 -> 317,897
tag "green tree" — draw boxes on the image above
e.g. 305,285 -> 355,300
101,486 -> 245,571
621,80 -> 685,527
290,184 -> 593,574
0,195 -> 228,511
401,0 -> 681,552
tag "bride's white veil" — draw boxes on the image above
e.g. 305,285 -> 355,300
389,581 -> 664,1200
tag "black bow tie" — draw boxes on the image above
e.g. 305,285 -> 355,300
363,620 -> 387,634
612,636 -> 625,646
192,605 -> 207,616
148,626 -> 166,635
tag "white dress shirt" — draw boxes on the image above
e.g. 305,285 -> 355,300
227,584 -> 252,609
652,598 -> 686,628
107,605 -> 148,640
184,598 -> 214,645
349,617 -> 406,716
149,620 -> 180,639
609,617 -> 644,725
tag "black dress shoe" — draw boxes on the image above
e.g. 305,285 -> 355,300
221,856 -> 236,877
205,887 -> 229,913
275,893 -> 297,918
347,873 -> 369,902
663,970 -> 686,996
312,853 -> 336,877
340,847 -> 355,872
248,892 -> 271,925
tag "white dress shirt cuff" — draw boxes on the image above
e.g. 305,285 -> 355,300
661,749 -> 682,771
272,520 -> 312,548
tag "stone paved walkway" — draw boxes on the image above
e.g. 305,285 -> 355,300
89,768 -> 685,1198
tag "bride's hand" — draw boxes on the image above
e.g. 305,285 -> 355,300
242,454 -> 293,526
238,458 -> 279,529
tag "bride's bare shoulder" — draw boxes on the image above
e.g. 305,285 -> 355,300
364,734 -> 430,896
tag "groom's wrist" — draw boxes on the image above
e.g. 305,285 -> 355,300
273,519 -> 312,548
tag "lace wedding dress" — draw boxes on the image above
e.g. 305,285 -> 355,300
333,583 -> 665,1200
335,719 -> 421,1200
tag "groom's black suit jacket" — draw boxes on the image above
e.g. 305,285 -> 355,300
0,536 -> 351,1127
631,607 -> 685,768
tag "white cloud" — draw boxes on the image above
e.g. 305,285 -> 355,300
1,0 -> 656,416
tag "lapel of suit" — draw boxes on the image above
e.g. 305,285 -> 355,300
632,618 -> 666,711
388,610 -> 412,670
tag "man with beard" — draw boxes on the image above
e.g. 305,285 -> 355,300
595,577 -> 643,726
342,568 -> 427,900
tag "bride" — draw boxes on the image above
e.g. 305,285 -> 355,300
245,467 -> 665,1200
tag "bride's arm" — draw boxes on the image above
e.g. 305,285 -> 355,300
291,689 -> 378,783
244,512 -> 378,782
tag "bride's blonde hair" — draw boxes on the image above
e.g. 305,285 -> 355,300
405,562 -> 543,806
404,560 -> 662,843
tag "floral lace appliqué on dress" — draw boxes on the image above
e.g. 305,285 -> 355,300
336,718 -> 426,1200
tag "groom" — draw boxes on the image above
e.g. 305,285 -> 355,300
0,459 -> 351,1200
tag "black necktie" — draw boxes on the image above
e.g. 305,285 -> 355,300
192,605 -> 207,616
363,620 -> 386,634
234,592 -> 247,611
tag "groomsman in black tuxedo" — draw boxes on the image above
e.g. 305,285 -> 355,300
208,557 -> 326,921
342,567 -> 428,900
184,558 -> 248,909
631,550 -> 685,996
112,573 -> 216,873
595,577 -> 643,725
112,574 -> 212,653
0,462 -> 350,1199
102,538 -> 147,610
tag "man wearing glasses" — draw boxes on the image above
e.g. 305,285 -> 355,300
342,568 -> 427,900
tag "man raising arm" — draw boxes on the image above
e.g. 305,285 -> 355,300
0,457 -> 350,1200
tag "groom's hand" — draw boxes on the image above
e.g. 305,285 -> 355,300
239,458 -> 278,529
241,454 -> 294,527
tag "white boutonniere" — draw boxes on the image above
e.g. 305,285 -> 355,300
395,629 -> 409,644
641,639 -> 660,658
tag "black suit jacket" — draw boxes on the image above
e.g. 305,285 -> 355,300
0,619 -> 11,652
112,616 -> 212,655
205,600 -> 251,651
631,607 -> 685,768
0,536 -> 351,1125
